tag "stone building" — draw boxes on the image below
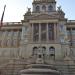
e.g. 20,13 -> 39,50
0,0 -> 75,75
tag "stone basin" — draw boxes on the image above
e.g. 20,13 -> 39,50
20,64 -> 60,75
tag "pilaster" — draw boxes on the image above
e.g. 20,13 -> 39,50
54,23 -> 57,42
32,23 -> 34,42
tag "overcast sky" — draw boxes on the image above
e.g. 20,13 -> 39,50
0,0 -> 75,22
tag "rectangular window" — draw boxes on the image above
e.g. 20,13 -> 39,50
48,23 -> 54,40
33,23 -> 39,42
67,28 -> 70,30
72,28 -> 75,30
41,23 -> 46,41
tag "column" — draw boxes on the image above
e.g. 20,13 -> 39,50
56,23 -> 60,42
39,23 -> 41,42
32,23 -> 33,42
54,23 -> 57,42
18,30 -> 22,46
16,30 -> 20,47
70,28 -> 72,46
55,23 -> 57,41
11,30 -> 14,47
47,23 -> 49,42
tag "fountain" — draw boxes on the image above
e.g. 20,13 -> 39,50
20,46 -> 60,75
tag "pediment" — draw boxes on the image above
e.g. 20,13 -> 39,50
31,14 -> 59,20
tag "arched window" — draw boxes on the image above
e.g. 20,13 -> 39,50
32,47 -> 37,56
42,5 -> 46,11
49,46 -> 55,60
36,6 -> 40,12
48,5 -> 53,12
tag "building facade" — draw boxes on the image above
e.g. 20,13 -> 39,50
0,0 -> 74,61
0,0 -> 75,75
0,0 -> 73,59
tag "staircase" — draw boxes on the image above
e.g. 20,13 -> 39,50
0,59 -> 75,75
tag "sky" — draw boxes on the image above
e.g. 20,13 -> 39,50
0,0 -> 75,22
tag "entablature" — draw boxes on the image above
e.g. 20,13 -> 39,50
29,19 -> 58,23
0,22 -> 22,30
3,22 -> 22,26
66,20 -> 75,28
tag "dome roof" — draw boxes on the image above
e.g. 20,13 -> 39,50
33,0 -> 56,3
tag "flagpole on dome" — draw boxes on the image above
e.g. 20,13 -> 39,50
0,5 -> 6,28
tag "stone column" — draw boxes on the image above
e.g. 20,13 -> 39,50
54,23 -> 57,42
55,23 -> 58,41
56,23 -> 60,42
39,23 -> 41,42
32,23 -> 33,42
47,23 -> 49,42
70,28 -> 72,45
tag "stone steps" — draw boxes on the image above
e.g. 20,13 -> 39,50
0,59 -> 75,75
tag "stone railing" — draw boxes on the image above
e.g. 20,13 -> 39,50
3,22 -> 22,26
67,20 -> 75,23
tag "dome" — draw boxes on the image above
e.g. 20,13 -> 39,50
33,0 -> 56,3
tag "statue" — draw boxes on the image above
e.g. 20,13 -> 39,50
27,8 -> 31,12
25,7 -> 31,16
57,6 -> 61,11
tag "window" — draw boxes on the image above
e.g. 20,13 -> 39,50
49,46 -> 55,60
2,31 -> 8,47
41,23 -> 47,41
67,28 -> 71,35
36,6 -> 40,12
13,31 -> 19,47
38,55 -> 42,58
33,23 -> 39,42
48,23 -> 54,40
72,28 -> 75,35
7,31 -> 14,47
42,5 -> 46,11
59,25 -> 65,32
48,5 -> 53,12
33,47 -> 37,56
72,28 -> 75,30
67,28 -> 70,31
